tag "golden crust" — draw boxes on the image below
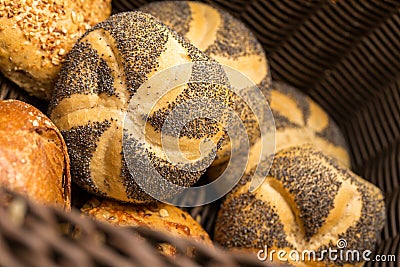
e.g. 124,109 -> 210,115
271,82 -> 350,168
0,0 -> 111,99
214,146 -> 385,266
140,1 -> 271,168
207,81 -> 351,180
49,11 -> 233,203
81,198 -> 212,256
0,100 -> 70,209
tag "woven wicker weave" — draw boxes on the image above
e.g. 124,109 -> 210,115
0,72 -> 47,113
0,73 -> 30,103
0,0 -> 399,266
0,188 -> 273,267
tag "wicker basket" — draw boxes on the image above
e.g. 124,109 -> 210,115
1,0 -> 399,266
0,188 -> 274,267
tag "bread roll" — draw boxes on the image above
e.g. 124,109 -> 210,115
0,100 -> 70,209
270,81 -> 350,167
207,81 -> 350,180
0,0 -> 111,99
140,1 -> 271,166
214,146 -> 385,266
49,12 -> 233,204
81,198 -> 212,256
209,80 -> 351,179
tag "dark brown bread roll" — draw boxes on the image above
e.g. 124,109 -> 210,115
0,0 -> 112,99
0,100 -> 70,209
49,11 -> 233,204
140,1 -> 271,167
215,146 -> 385,266
81,198 -> 212,256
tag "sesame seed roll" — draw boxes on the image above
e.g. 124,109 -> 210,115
0,0 -> 112,99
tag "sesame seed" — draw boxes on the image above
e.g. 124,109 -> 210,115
159,209 -> 169,217
2,0 -> 111,67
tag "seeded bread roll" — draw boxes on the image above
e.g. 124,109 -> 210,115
140,1 -> 271,167
0,0 -> 111,99
49,12 -> 233,204
270,81 -> 350,167
207,81 -> 350,180
214,146 -> 385,266
0,100 -> 70,209
81,198 -> 212,256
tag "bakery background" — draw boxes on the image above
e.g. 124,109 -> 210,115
0,0 -> 399,266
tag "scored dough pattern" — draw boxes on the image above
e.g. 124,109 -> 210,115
271,81 -> 350,167
49,12 -> 232,203
215,147 -> 385,266
140,1 -> 272,166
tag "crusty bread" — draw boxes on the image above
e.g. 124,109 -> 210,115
140,1 -> 271,167
49,11 -> 233,204
0,0 -> 111,99
0,100 -> 70,209
81,198 -> 212,256
207,81 -> 350,180
270,81 -> 350,167
214,146 -> 385,266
